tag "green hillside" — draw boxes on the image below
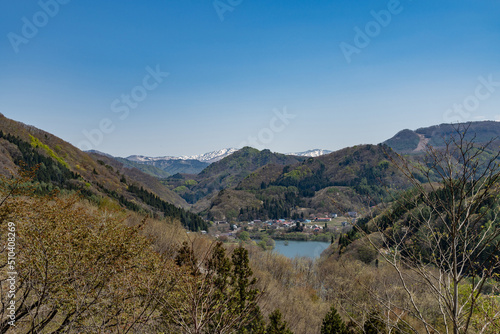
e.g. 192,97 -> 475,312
204,144 -> 411,221
0,114 -> 207,231
163,147 -> 304,206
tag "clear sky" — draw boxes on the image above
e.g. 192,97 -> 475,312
1,0 -> 499,157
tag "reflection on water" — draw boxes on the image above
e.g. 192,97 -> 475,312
272,239 -> 331,259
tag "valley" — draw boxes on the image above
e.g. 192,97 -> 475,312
1,114 -> 500,333
4,2 -> 499,332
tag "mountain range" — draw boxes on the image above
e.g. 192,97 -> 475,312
127,147 -> 239,164
126,148 -> 333,164
2,113 -> 499,223
99,149 -> 335,177
383,121 -> 500,153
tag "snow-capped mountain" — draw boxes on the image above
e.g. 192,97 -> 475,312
127,148 -> 238,164
287,149 -> 332,157
127,148 -> 332,165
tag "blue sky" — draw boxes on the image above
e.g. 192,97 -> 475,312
1,0 -> 499,157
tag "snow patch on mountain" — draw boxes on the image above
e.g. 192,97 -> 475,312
287,149 -> 332,157
127,148 -> 238,164
126,148 -> 332,165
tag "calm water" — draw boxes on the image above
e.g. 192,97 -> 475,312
272,240 -> 331,259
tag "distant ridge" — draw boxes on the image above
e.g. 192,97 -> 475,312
128,148 -> 332,164
287,149 -> 332,157
127,148 -> 238,164
85,149 -> 114,158
384,121 -> 500,153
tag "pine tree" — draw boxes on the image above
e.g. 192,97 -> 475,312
175,241 -> 197,274
167,242 -> 261,333
364,312 -> 387,334
321,305 -> 347,334
237,306 -> 266,334
266,309 -> 293,334
232,246 -> 259,312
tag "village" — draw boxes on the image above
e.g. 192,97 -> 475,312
204,211 -> 359,243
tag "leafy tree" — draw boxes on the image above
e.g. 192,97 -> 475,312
0,168 -> 176,333
239,231 -> 250,241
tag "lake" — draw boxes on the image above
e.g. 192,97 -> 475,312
272,240 -> 331,259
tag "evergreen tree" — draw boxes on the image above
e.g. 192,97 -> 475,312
266,309 -> 293,334
175,241 -> 197,274
232,246 -> 258,312
345,320 -> 358,334
237,306 -> 266,334
167,242 -> 261,333
321,305 -> 347,334
363,312 -> 387,334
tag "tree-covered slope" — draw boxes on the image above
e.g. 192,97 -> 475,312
163,147 -> 305,205
384,121 -> 500,153
0,114 -> 207,231
205,144 -> 412,220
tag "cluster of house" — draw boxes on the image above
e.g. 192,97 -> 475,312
210,211 -> 358,237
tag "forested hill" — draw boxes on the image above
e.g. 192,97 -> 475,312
384,121 -> 500,153
202,144 -> 412,221
0,114 -> 207,231
163,147 -> 305,205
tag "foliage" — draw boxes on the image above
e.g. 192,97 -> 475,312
29,134 -> 70,168
0,170 -> 178,333
0,131 -> 79,191
257,234 -> 275,251
162,241 -> 261,333
266,309 -> 293,334
239,231 -> 250,241
321,305 -> 347,334
363,312 -> 387,334
128,183 -> 207,231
